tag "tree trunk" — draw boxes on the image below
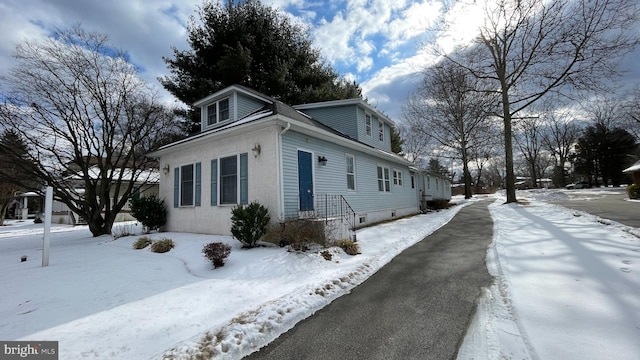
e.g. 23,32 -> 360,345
502,93 -> 517,203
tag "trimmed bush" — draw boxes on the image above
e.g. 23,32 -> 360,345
129,195 -> 167,233
132,236 -> 152,249
33,217 -> 43,224
334,239 -> 360,255
230,201 -> 270,248
150,238 -> 175,253
628,184 -> 640,199
202,242 -> 232,268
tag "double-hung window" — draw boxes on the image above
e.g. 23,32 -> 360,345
393,169 -> 403,187
174,162 -> 201,207
346,154 -> 355,191
220,155 -> 238,204
207,98 -> 230,126
365,114 -> 372,136
180,164 -> 194,206
378,119 -> 384,142
210,153 -> 248,206
377,165 -> 390,192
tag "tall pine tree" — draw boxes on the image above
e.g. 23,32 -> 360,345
160,0 -> 361,134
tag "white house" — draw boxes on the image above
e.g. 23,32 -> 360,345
149,85 -> 450,237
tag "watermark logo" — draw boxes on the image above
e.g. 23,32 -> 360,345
1,341 -> 57,359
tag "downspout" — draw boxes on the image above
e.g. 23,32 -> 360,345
277,122 -> 291,220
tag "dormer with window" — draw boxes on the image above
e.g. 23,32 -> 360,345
194,85 -> 273,132
206,98 -> 230,126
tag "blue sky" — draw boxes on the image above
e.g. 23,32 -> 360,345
0,0 -> 638,122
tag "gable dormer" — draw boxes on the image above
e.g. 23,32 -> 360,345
294,99 -> 395,152
194,85 -> 274,133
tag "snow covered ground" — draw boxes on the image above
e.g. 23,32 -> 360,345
0,203 -> 464,359
458,188 -> 640,360
2,188 -> 639,359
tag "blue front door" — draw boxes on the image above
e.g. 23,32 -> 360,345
298,150 -> 314,211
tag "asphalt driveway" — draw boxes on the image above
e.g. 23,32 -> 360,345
244,200 -> 494,360
550,189 -> 640,228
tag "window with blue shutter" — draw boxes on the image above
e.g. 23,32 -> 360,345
211,159 -> 218,206
195,162 -> 201,206
173,167 -> 179,208
240,153 -> 248,205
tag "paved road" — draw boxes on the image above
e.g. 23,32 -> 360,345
244,201 -> 494,360
550,189 -> 640,228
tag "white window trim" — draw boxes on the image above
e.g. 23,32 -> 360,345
378,119 -> 384,142
179,162 -> 196,207
365,114 -> 372,137
207,97 -> 230,126
393,169 -> 403,187
217,152 -> 241,206
377,165 -> 391,193
346,154 -> 356,191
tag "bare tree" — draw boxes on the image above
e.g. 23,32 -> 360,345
540,110 -> 583,187
443,0 -> 640,202
404,60 -> 495,199
396,122 -> 431,168
0,27 -> 182,236
621,88 -> 640,140
514,116 -> 545,188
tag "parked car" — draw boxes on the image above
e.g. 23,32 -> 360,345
566,181 -> 591,189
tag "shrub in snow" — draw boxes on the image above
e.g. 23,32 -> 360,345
132,236 -> 152,249
150,238 -> 175,253
628,184 -> 640,199
230,201 -> 270,248
334,239 -> 360,255
202,242 -> 232,268
426,199 -> 451,210
33,217 -> 43,224
129,195 -> 167,233
276,218 -> 326,251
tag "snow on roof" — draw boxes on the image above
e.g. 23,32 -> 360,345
623,161 -> 640,173
68,166 -> 160,183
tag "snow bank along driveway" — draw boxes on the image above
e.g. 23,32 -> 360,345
458,197 -> 640,360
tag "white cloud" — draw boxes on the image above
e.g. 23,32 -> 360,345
387,1 -> 442,48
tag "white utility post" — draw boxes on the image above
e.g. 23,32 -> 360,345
42,186 -> 53,267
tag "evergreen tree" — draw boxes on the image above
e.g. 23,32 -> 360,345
0,129 -> 35,225
572,124 -> 637,186
160,0 -> 361,134
390,126 -> 404,155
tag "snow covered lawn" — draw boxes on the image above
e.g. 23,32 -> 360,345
458,191 -> 640,360
0,205 -> 463,359
4,189 -> 639,360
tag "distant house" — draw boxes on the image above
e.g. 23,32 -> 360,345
10,166 -> 159,225
149,85 -> 450,237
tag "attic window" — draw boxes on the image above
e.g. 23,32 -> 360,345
207,98 -> 230,126
365,114 -> 372,136
378,119 -> 384,142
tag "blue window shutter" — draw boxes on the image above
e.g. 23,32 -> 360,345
195,162 -> 201,206
211,159 -> 218,206
240,153 -> 248,205
173,167 -> 179,208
